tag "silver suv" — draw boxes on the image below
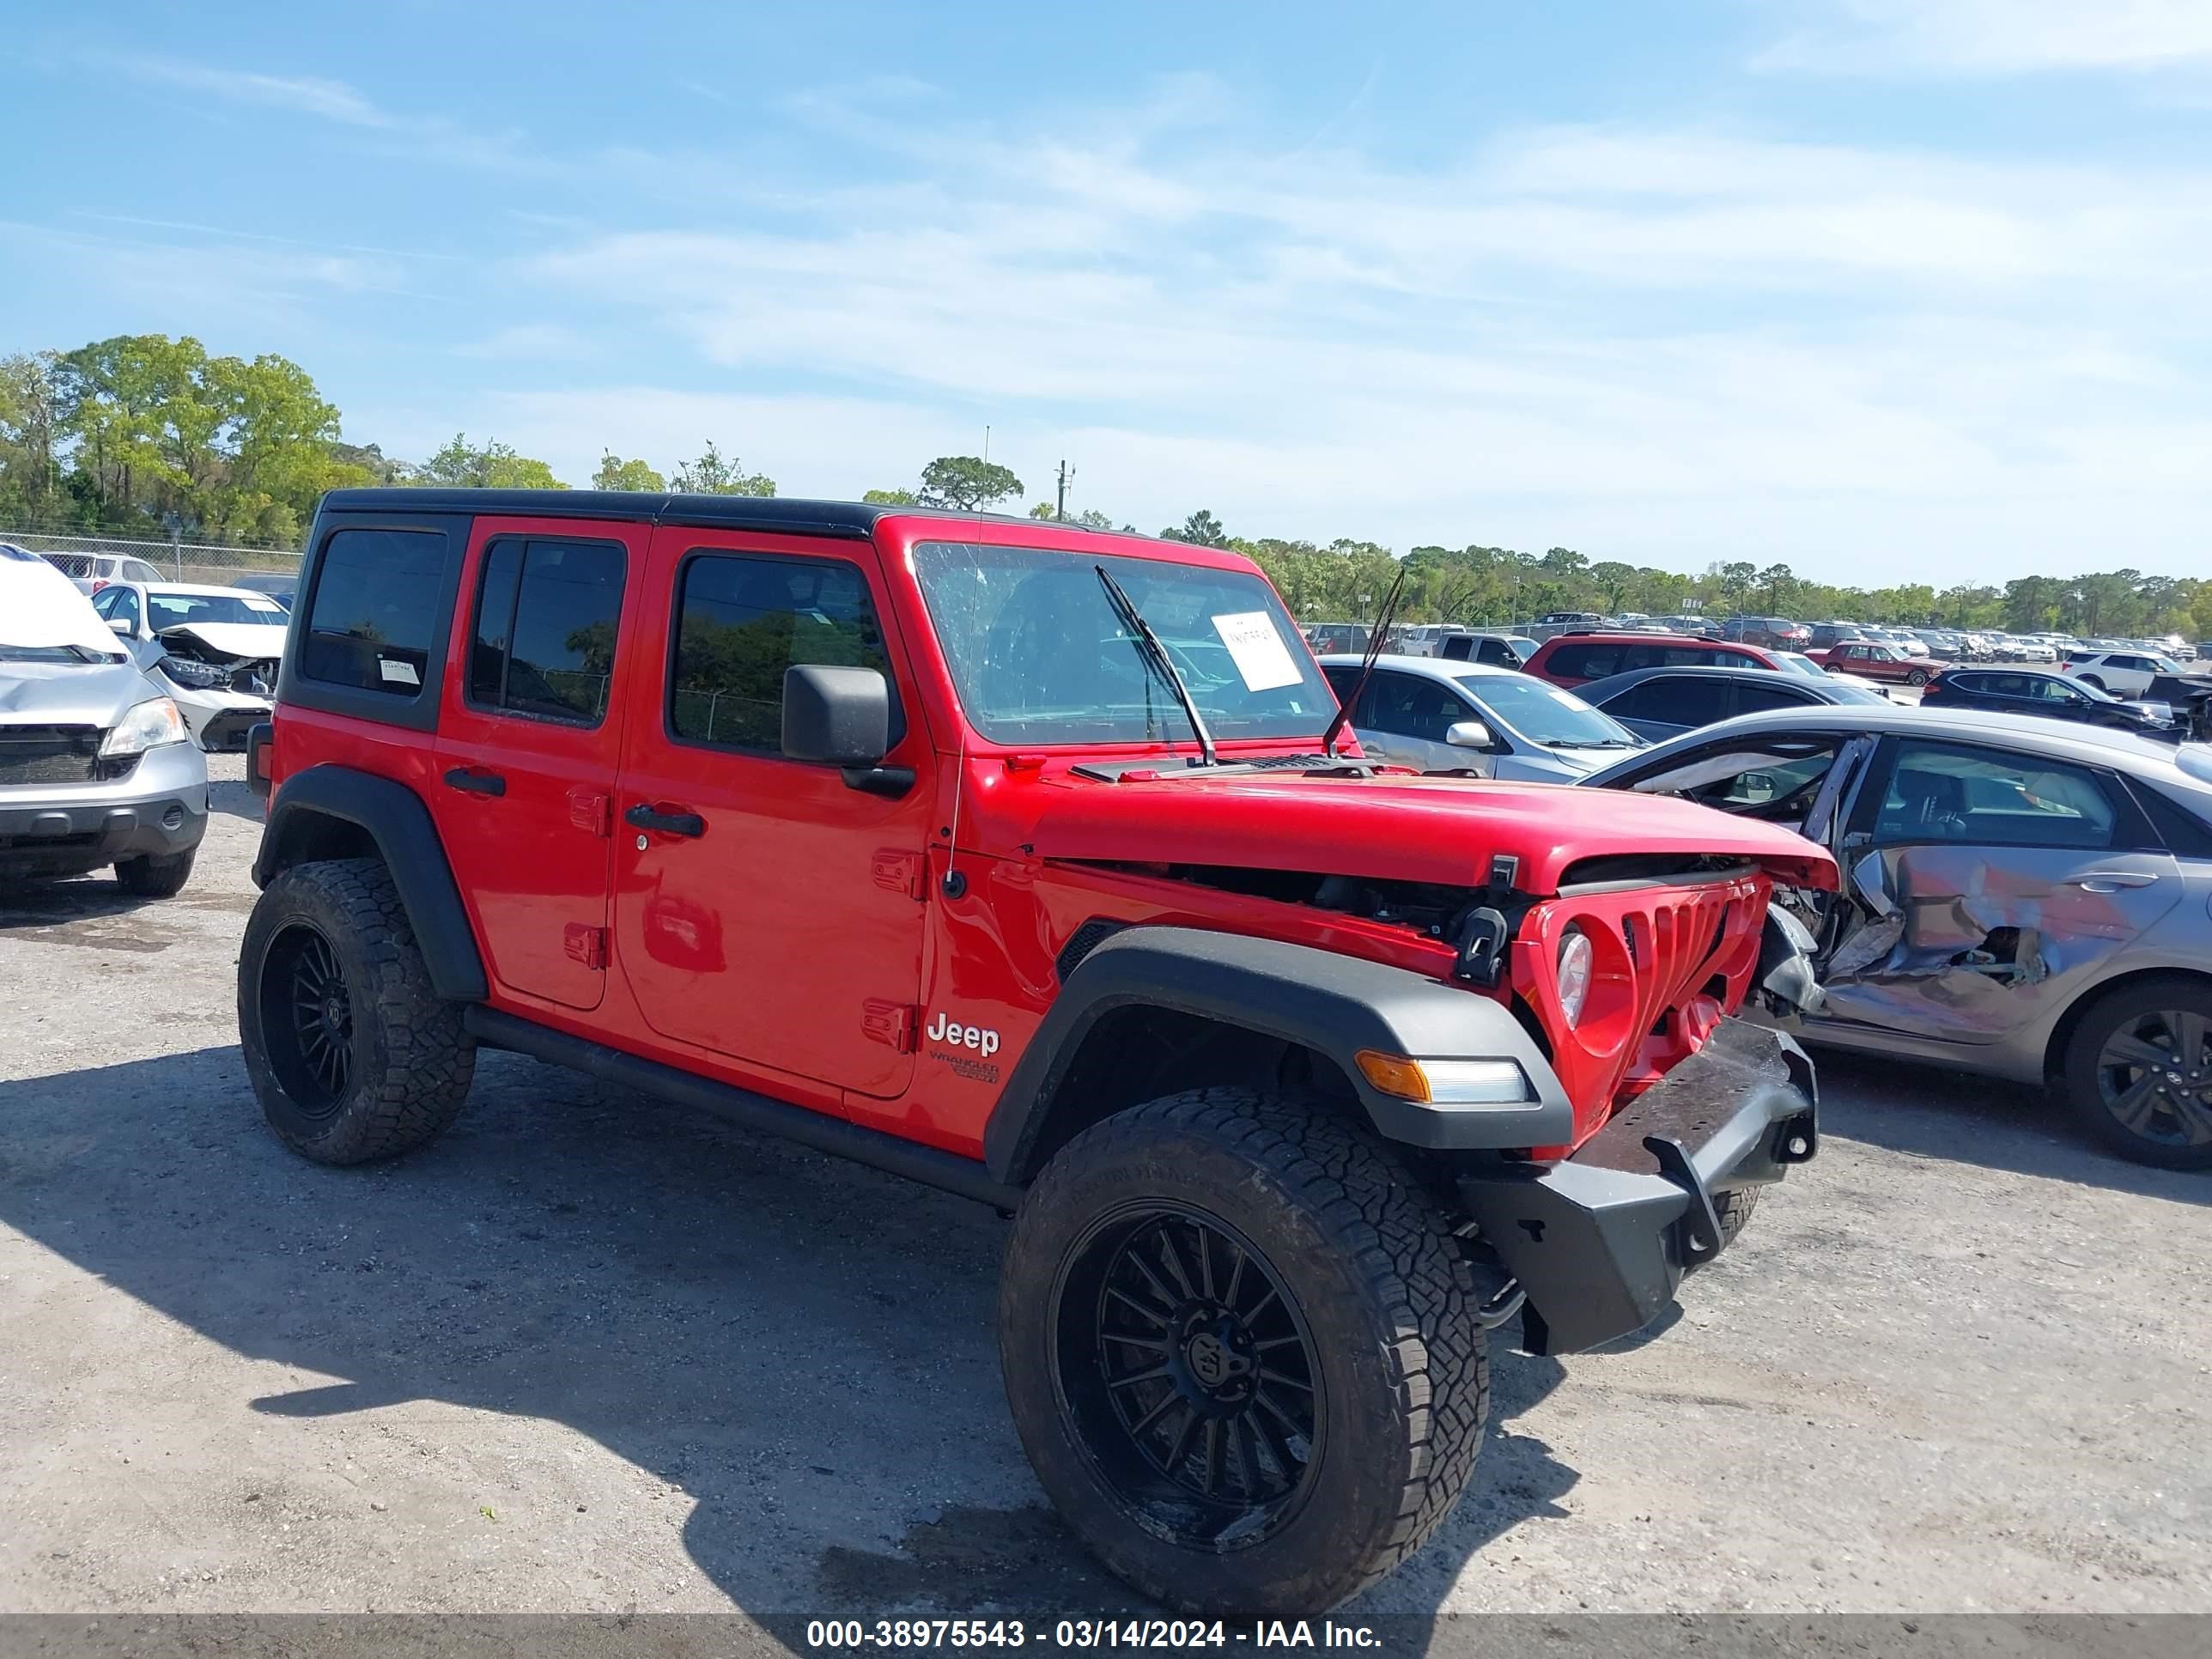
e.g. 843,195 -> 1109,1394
1589,704 -> 2212,1169
2,548 -> 209,896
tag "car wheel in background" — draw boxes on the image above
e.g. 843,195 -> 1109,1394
2061,976 -> 2212,1170
2078,676 -> 2105,690
113,848 -> 196,898
1905,668 -> 1929,686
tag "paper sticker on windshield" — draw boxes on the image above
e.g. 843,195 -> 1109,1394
1211,611 -> 1301,692
379,658 -> 421,686
243,598 -> 284,613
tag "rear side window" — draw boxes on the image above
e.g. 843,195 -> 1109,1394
1543,643 -> 1613,679
668,551 -> 902,751
1605,675 -> 1733,726
301,528 -> 448,696
1733,680 -> 1813,714
467,538 -> 626,725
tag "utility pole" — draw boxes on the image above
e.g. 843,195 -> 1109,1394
1054,459 -> 1073,521
983,425 -> 990,464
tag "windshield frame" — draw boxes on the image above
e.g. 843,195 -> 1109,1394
909,539 -> 1338,750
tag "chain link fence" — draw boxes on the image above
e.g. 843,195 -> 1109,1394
0,526 -> 301,590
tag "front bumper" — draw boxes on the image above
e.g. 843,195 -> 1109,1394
1455,1019 -> 1816,1356
0,741 -> 210,877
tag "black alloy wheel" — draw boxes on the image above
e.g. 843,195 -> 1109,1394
1054,1203 -> 1322,1547
261,922 -> 354,1114
2093,1006 -> 2212,1155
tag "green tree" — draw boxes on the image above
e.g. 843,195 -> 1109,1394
1028,501 -> 1058,520
670,441 -> 774,496
0,351 -> 65,518
409,434 -> 568,489
861,487 -> 920,506
1162,508 -> 1231,548
917,455 -> 1023,512
1589,561 -> 1637,612
1073,509 -> 1115,531
593,453 -> 665,492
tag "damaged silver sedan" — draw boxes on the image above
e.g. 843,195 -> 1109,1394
1588,706 -> 2212,1170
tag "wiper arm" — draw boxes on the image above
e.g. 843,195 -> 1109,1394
1321,564 -> 1410,757
1095,564 -> 1217,767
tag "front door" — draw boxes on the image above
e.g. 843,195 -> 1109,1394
1331,667 -> 1491,773
1816,737 -> 2185,1043
611,528 -> 932,1098
432,519 -> 643,1012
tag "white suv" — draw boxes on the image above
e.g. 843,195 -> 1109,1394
2064,649 -> 2187,698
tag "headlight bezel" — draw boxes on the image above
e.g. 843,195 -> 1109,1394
100,696 -> 191,757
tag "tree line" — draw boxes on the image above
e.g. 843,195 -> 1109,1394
4,333 -> 2204,639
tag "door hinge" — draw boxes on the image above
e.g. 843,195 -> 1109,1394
862,1000 -> 919,1053
563,923 -> 608,970
872,848 -> 927,901
568,787 -> 613,837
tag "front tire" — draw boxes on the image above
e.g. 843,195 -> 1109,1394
114,847 -> 196,897
999,1089 -> 1489,1616
2061,976 -> 2212,1170
1905,667 -> 1929,686
238,858 -> 476,1164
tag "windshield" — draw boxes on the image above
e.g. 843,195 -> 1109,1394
913,542 -> 1337,745
1450,670 -> 1638,748
149,592 -> 289,629
1826,681 -> 1891,705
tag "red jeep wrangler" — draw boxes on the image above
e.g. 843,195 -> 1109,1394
240,491 -> 1834,1615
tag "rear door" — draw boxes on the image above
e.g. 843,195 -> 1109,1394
431,517 -> 643,1012
611,527 -> 932,1098
1818,738 -> 2184,1044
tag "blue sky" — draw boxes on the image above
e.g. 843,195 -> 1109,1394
4,1 -> 2209,584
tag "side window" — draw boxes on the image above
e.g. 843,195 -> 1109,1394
124,560 -> 163,583
466,538 -> 626,725
2033,678 -> 2081,702
669,551 -> 902,751
301,527 -> 449,697
1627,675 -> 1733,726
91,586 -> 118,618
1547,644 -> 1612,679
107,586 -> 143,632
1733,679 -> 1812,714
1874,742 -> 2119,849
1366,672 -> 1468,743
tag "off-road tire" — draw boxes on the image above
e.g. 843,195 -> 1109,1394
2060,975 -> 2212,1171
239,857 -> 475,1165
114,848 -> 196,897
1712,1184 -> 1760,1247
999,1088 -> 1490,1616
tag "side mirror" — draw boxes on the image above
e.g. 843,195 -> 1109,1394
1445,719 -> 1493,750
108,617 -> 133,637
782,665 -> 890,767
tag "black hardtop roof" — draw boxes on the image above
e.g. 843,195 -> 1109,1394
316,489 -> 1101,540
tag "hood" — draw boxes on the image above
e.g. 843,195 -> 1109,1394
1024,768 -> 1837,894
157,621 -> 288,660
0,658 -> 162,724
3,562 -> 130,659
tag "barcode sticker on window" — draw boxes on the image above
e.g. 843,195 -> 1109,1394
1211,611 -> 1301,692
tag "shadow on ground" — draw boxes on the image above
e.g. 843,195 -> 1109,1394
1814,1048 -> 2207,1207
0,1045 -> 1574,1622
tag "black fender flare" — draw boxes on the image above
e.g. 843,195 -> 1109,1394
982,925 -> 1573,1184
253,764 -> 488,1002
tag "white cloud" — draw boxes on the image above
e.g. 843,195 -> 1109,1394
114,58 -> 391,125
490,106 -> 2212,580
1755,0 -> 2212,76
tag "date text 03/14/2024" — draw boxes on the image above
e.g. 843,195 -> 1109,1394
804,1620 -> 1382,1649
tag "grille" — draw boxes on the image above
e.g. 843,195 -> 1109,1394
0,725 -> 105,786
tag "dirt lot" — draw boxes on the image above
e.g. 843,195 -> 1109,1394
1,756 -> 2207,1622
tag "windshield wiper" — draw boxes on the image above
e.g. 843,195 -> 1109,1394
1095,564 -> 1218,767
1322,564 -> 1410,758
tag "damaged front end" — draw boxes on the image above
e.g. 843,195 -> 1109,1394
154,628 -> 279,751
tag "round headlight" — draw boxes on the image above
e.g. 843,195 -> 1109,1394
1557,927 -> 1595,1026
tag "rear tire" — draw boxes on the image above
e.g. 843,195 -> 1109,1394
239,858 -> 475,1164
2060,976 -> 2212,1170
2079,675 -> 2105,690
1905,667 -> 1929,687
114,848 -> 196,897
999,1088 -> 1489,1616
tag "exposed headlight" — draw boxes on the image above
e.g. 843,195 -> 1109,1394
1557,927 -> 1595,1026
100,697 -> 190,756
158,654 -> 225,690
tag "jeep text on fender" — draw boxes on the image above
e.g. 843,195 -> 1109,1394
240,490 -> 1837,1617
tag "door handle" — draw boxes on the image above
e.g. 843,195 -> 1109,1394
2068,871 -> 2157,892
625,802 -> 705,838
443,767 -> 507,798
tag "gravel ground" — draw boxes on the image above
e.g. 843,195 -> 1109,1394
0,755 -> 2206,1624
